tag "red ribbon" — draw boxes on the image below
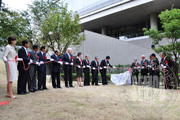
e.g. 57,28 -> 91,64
15,55 -> 18,60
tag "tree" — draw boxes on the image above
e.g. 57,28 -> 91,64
0,3 -> 33,49
143,6 -> 180,88
143,7 -> 180,61
29,0 -> 85,55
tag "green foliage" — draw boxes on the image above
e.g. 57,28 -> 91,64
29,0 -> 85,55
143,7 -> 180,61
0,3 -> 33,49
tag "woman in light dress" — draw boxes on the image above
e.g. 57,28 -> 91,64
2,36 -> 18,99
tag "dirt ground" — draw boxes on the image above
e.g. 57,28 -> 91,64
0,59 -> 180,120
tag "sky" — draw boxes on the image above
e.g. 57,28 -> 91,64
3,0 -> 34,11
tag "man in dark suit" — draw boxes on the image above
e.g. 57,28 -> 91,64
91,56 -> 99,86
131,58 -> 140,84
28,44 -> 39,92
82,55 -> 90,86
160,52 -> 173,89
62,48 -> 74,88
37,46 -> 49,90
100,56 -> 113,85
148,55 -> 153,76
151,53 -> 160,88
51,49 -> 61,89
140,55 -> 149,82
17,40 -> 32,95
151,53 -> 160,76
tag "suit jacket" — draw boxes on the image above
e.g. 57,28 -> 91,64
141,59 -> 149,67
51,54 -> 61,73
160,57 -> 172,68
82,59 -> 90,72
28,50 -> 38,72
100,59 -> 113,68
18,47 -> 30,71
62,53 -> 73,69
152,58 -> 160,70
37,51 -> 47,72
74,57 -> 82,66
91,60 -> 99,73
131,62 -> 140,75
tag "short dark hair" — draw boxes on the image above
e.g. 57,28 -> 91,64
33,44 -> 39,50
151,53 -> 156,57
40,45 -> 46,51
8,36 -> 16,44
106,56 -> 110,59
54,50 -> 59,54
162,52 -> 166,56
77,52 -> 82,57
22,40 -> 29,46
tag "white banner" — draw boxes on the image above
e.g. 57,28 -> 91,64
111,71 -> 131,85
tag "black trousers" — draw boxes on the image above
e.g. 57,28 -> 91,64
64,66 -> 73,87
100,69 -> 107,85
84,69 -> 90,86
17,70 -> 30,93
51,70 -> 60,88
92,70 -> 98,85
29,66 -> 37,90
38,70 -> 47,89
141,69 -> 148,82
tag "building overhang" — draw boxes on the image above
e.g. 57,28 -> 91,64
80,0 -> 180,31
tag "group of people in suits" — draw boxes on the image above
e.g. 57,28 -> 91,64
3,36 -> 114,98
131,53 -> 175,89
73,53 -> 113,87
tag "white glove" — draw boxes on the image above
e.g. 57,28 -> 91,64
100,67 -> 102,70
40,61 -> 44,64
78,65 -> 81,68
16,58 -> 23,61
93,67 -> 96,70
58,61 -> 63,65
163,66 -> 166,69
134,67 -> 137,69
148,65 -> 151,68
137,67 -> 140,69
70,63 -> 73,65
113,66 -> 116,69
50,59 -> 54,61
36,62 -> 40,66
142,66 -> 144,69
83,66 -> 85,68
104,66 -> 107,69
65,62 -> 69,65
28,59 -> 33,65
152,68 -> 155,70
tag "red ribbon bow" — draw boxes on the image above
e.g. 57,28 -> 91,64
45,56 -> 47,59
59,59 -> 62,61
89,62 -> 91,64
37,56 -> 39,59
28,53 -> 30,57
15,55 -> 18,60
98,63 -> 100,66
81,59 -> 83,62
165,60 -> 168,64
71,57 -> 73,59
144,63 -> 147,65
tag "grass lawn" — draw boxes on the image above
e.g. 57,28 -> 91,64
0,59 -> 180,120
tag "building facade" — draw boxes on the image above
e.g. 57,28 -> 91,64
64,0 -> 180,65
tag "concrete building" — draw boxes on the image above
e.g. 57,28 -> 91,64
52,0 -> 180,65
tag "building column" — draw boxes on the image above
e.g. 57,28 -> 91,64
101,26 -> 107,35
150,13 -> 158,30
146,19 -> 149,29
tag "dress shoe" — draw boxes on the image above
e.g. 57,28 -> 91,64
34,88 -> 38,91
57,87 -> 62,89
65,86 -> 69,88
43,88 -> 49,90
29,89 -> 35,92
70,85 -> 74,88
38,88 -> 44,91
95,84 -> 100,86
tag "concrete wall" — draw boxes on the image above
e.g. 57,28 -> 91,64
76,30 -> 160,65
